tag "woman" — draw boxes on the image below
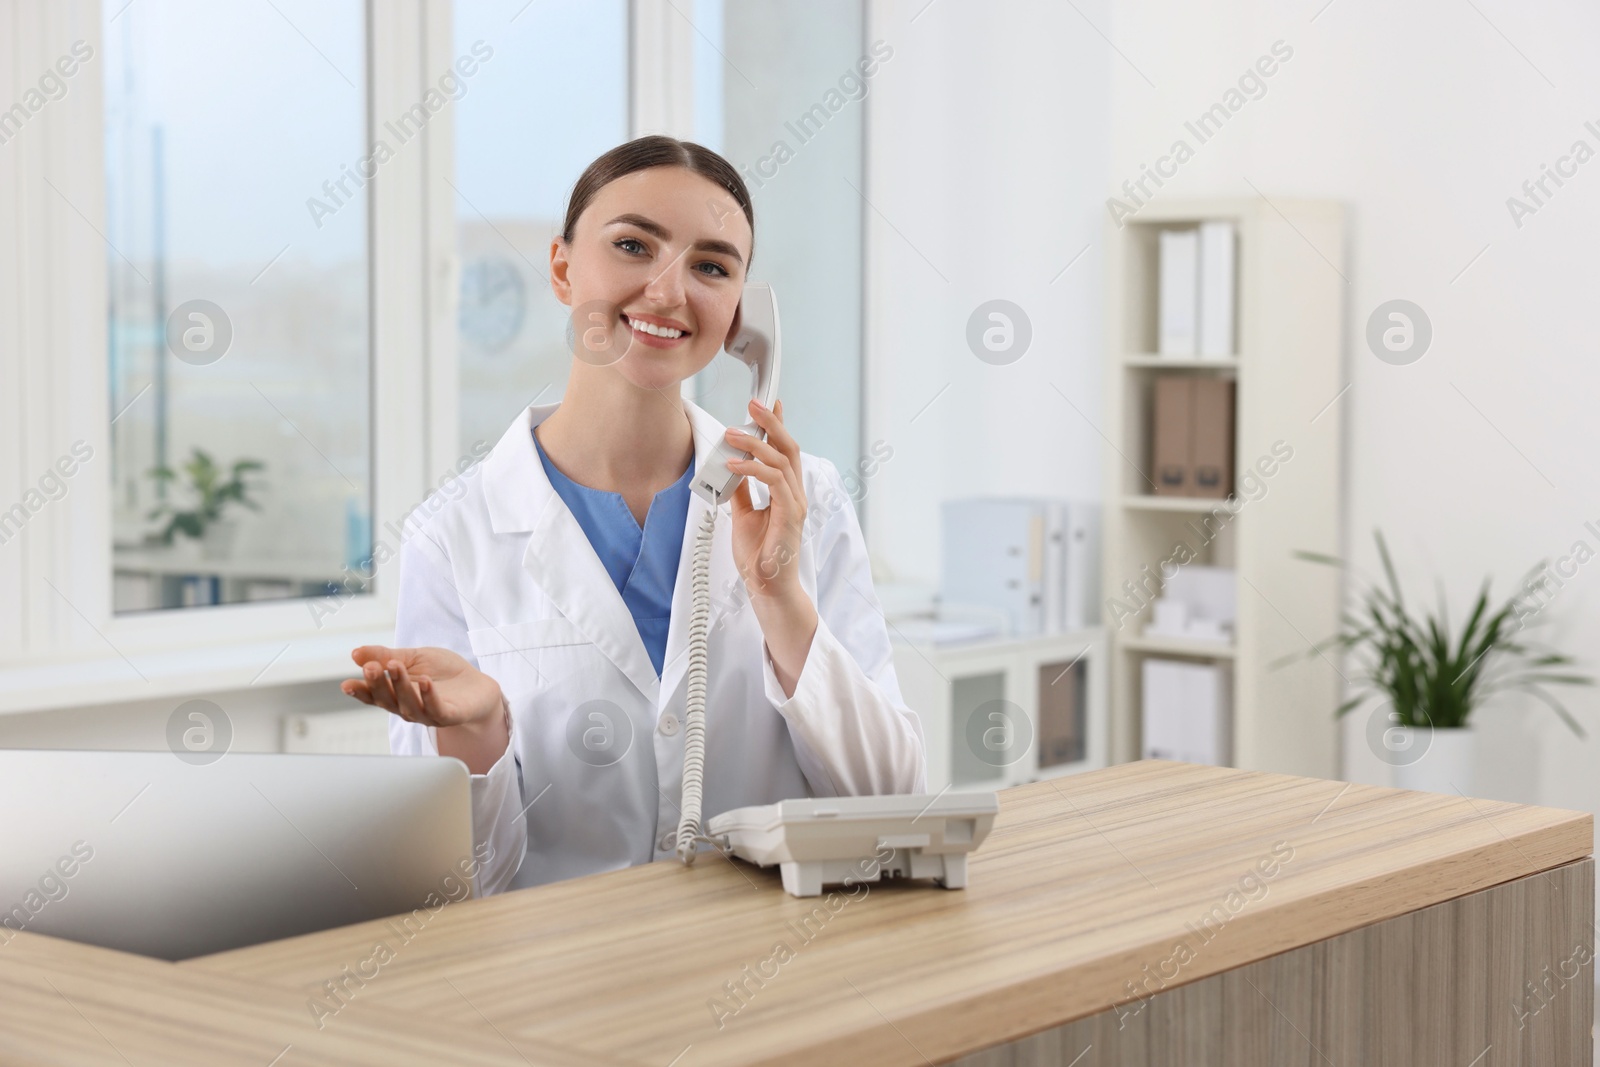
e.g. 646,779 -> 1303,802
339,135 -> 926,896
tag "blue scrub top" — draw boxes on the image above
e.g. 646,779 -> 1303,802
532,429 -> 693,677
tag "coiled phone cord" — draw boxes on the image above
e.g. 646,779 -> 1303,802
675,505 -> 722,865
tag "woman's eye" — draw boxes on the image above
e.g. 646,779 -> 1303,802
614,237 -> 728,277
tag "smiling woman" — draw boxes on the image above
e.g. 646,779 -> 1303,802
343,134 -> 926,896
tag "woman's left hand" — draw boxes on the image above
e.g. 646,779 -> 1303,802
726,398 -> 807,603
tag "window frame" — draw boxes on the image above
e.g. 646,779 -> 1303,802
0,0 -> 454,705
0,0 -> 862,710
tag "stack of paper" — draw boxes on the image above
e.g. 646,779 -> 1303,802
887,617 -> 1004,647
1145,565 -> 1236,643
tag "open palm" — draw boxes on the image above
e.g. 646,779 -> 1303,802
341,645 -> 502,730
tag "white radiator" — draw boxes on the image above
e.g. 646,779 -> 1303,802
282,708 -> 392,755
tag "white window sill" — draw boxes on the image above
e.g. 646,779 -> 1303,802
0,627 -> 392,716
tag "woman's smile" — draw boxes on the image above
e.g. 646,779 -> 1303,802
621,310 -> 692,349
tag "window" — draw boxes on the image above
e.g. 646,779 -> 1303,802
689,0 -> 867,476
104,0 -> 371,612
453,0 -> 629,456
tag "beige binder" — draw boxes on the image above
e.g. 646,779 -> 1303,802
1151,375 -> 1192,496
1190,377 -> 1235,498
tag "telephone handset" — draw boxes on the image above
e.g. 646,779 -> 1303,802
690,282 -> 782,508
676,282 -> 781,864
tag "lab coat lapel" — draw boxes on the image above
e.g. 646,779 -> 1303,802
659,399 -> 741,707
484,403 -> 661,705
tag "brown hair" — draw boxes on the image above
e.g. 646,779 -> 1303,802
560,135 -> 755,272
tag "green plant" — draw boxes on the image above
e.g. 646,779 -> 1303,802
1277,530 -> 1589,737
146,448 -> 265,545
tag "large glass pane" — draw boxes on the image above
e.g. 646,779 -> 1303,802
454,0 -> 629,455
105,0 -> 370,612
691,0 -> 866,483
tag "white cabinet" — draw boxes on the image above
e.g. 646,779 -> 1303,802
891,628 -> 1107,793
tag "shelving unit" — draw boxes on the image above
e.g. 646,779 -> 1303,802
890,628 -> 1107,793
1102,199 -> 1344,779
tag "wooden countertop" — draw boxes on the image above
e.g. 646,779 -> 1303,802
4,760 -> 1591,1066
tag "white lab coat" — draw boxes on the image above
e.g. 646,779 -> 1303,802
389,397 -> 927,895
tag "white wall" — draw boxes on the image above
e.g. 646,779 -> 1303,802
1104,0 -> 1600,815
863,0 -> 1111,586
16,0 -> 1600,827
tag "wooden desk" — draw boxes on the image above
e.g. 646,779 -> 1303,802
2,760 -> 1592,1065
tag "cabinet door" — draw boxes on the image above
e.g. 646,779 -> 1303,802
1037,657 -> 1088,768
952,670 -> 1032,789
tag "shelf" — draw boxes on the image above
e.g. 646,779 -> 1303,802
1121,495 -> 1236,513
1120,633 -> 1236,659
1115,198 -> 1255,225
1102,198 -> 1345,777
1122,354 -> 1240,369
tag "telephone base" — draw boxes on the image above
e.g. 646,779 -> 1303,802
707,792 -> 999,899
778,850 -> 968,898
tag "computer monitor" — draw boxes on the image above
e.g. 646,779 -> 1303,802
0,750 -> 477,961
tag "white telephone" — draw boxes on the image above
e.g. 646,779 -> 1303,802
689,281 -> 782,509
671,283 -> 999,897
674,282 -> 782,866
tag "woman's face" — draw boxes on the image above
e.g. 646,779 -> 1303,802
551,165 -> 752,394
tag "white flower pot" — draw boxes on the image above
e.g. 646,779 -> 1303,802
1390,726 -> 1475,797
200,518 -> 239,561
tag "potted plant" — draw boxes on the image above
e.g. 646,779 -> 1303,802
147,448 -> 266,560
1281,531 -> 1589,796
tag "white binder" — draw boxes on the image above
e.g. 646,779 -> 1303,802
1158,228 -> 1199,356
1141,658 -> 1231,765
1198,220 -> 1236,356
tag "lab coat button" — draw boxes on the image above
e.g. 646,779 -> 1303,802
658,713 -> 679,736
659,831 -> 675,851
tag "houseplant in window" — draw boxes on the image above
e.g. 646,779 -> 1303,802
1282,531 -> 1589,795
147,448 -> 266,561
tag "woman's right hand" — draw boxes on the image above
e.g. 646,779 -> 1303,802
341,645 -> 503,731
